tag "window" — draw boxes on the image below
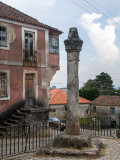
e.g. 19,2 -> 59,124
23,31 -> 37,63
110,107 -> 115,114
0,26 -> 7,47
0,73 -> 7,97
22,28 -> 37,65
24,31 -> 35,56
49,36 -> 59,53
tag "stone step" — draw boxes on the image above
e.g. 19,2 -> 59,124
19,108 -> 31,113
11,115 -> 23,120
20,106 -> 42,113
38,138 -> 103,157
0,126 -> 7,132
7,119 -> 19,124
3,122 -> 13,127
15,110 -> 27,116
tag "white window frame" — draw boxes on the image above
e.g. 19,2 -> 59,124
0,70 -> 10,100
49,36 -> 59,54
0,25 -> 10,50
22,27 -> 37,60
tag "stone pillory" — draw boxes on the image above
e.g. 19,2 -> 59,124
64,28 -> 83,135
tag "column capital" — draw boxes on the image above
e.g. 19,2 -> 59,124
64,27 -> 83,52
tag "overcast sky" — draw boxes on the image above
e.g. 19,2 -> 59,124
1,0 -> 120,89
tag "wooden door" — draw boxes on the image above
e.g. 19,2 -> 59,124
25,74 -> 34,105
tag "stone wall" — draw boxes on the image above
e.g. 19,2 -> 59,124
91,105 -> 120,126
49,104 -> 66,120
24,109 -> 49,123
49,104 -> 90,120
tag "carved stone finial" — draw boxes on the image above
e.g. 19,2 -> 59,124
64,27 -> 83,52
68,28 -> 79,40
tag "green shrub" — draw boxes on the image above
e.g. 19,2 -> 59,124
64,112 -> 67,120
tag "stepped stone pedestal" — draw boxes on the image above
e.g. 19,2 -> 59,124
53,133 -> 91,148
38,133 -> 103,157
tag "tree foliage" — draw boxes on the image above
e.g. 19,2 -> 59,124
79,72 -> 116,100
79,88 -> 100,101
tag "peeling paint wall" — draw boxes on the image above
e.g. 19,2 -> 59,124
0,22 -> 16,44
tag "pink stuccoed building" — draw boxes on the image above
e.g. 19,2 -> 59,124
0,2 -> 62,114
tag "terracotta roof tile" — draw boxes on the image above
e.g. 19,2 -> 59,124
49,89 -> 92,105
0,1 -> 62,34
92,95 -> 120,106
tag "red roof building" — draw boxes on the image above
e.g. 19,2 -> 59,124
92,95 -> 120,106
49,89 -> 92,105
49,89 -> 91,119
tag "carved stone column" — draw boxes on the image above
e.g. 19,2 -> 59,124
64,28 -> 83,135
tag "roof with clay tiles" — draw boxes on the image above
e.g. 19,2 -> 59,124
92,95 -> 120,106
0,1 -> 62,34
49,89 -> 92,105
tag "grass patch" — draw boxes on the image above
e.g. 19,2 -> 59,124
100,143 -> 106,149
76,145 -> 82,150
80,114 -> 99,125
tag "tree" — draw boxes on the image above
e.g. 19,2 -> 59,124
94,72 -> 114,95
80,72 -> 115,99
79,88 -> 100,101
114,88 -> 120,96
82,79 -> 96,89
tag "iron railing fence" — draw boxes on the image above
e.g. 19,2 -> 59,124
80,116 -> 120,138
23,49 -> 37,63
1,116 -> 119,159
0,122 -> 60,159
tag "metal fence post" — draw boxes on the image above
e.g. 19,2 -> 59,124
1,131 -> 3,159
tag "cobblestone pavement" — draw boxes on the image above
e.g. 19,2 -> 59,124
5,137 -> 120,160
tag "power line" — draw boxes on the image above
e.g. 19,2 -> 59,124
93,0 -> 120,27
83,0 -> 118,24
81,0 -> 120,30
82,48 -> 120,66
94,0 -> 117,17
51,79 -> 120,85
60,35 -> 120,66
70,0 -> 120,34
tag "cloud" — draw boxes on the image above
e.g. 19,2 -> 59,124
1,0 -> 56,18
107,16 -> 120,30
50,59 -> 67,88
79,66 -> 89,74
78,13 -> 120,64
90,57 -> 97,61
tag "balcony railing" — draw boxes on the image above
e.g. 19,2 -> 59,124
23,49 -> 37,67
